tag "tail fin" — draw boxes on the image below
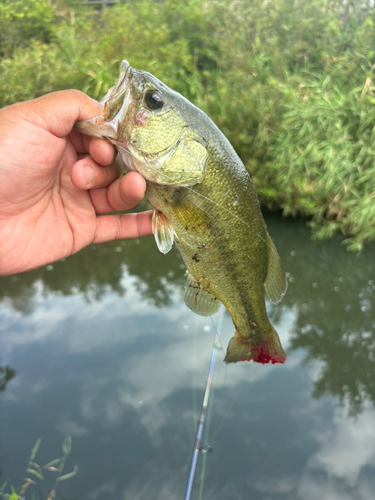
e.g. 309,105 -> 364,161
224,326 -> 286,364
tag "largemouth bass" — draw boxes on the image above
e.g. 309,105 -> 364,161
76,60 -> 288,364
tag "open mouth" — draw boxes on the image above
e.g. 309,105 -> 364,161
75,60 -> 133,143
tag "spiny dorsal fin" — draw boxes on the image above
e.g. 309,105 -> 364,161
264,233 -> 287,304
184,272 -> 220,316
152,209 -> 177,254
172,197 -> 212,234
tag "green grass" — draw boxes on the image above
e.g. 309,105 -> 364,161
1,0 -> 375,250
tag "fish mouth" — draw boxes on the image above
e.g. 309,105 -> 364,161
75,60 -> 133,143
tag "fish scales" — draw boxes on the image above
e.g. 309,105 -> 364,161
147,148 -> 267,328
76,60 -> 288,364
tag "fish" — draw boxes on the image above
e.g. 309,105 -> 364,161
76,60 -> 288,364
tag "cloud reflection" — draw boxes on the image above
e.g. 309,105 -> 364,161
308,404 -> 375,485
2,218 -> 375,500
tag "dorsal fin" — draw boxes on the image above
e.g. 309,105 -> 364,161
264,233 -> 287,304
184,272 -> 220,316
152,209 -> 177,254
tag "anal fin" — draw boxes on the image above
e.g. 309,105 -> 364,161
184,272 -> 220,316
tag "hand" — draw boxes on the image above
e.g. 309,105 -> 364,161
0,90 -> 152,276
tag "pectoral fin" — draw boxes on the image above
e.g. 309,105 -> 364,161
184,273 -> 220,316
152,209 -> 177,254
264,234 -> 288,304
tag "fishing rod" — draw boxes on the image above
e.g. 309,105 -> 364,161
184,305 -> 225,500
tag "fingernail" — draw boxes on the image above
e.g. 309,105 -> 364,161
83,164 -> 95,187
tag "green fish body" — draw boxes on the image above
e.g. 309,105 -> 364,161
76,61 -> 288,364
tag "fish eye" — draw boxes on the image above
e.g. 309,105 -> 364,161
144,90 -> 164,110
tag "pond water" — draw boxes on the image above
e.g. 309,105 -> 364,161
1,211 -> 375,500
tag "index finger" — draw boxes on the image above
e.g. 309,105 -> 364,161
19,89 -> 104,137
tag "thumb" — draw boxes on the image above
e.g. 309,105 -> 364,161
13,90 -> 103,138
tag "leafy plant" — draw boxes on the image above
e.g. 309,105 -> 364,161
0,437 -> 77,500
1,0 -> 375,249
0,0 -> 55,57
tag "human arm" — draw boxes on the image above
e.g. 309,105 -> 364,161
0,90 -> 152,276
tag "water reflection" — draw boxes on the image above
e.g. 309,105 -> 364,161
1,213 -> 375,499
265,213 -> 375,416
1,213 -> 375,416
0,236 -> 184,314
0,366 -> 15,392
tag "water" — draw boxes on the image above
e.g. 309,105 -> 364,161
1,212 -> 375,500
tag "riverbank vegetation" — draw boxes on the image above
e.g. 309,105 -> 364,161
1,0 -> 374,250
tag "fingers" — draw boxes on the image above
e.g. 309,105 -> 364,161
109,171 -> 146,211
93,211 -> 153,244
89,171 -> 147,213
71,154 -> 123,190
86,137 -> 116,166
21,89 -> 104,137
70,129 -> 116,162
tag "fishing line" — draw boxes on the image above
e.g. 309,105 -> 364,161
206,314 -> 250,445
197,314 -> 220,500
202,315 -> 221,440
198,446 -> 208,500
184,305 -> 224,500
191,313 -> 200,435
209,382 -> 242,444
210,315 -> 225,353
